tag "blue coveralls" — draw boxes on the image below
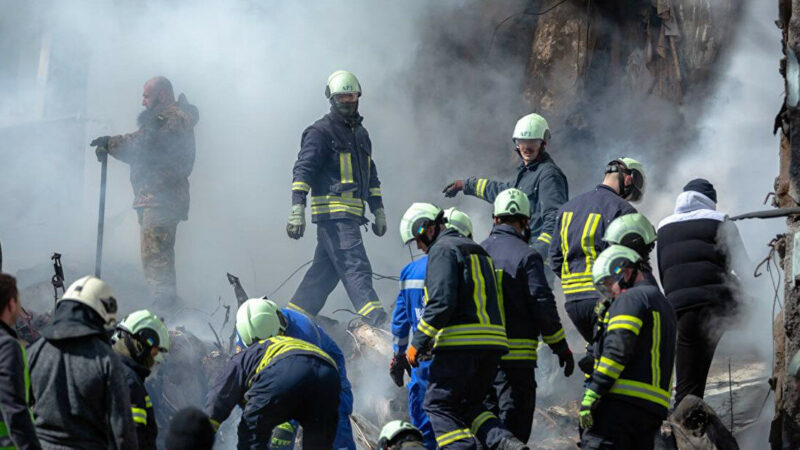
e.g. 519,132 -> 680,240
390,256 -> 435,450
281,309 -> 355,450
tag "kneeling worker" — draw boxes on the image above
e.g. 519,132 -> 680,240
205,300 -> 340,449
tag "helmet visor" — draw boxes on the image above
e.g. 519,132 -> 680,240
594,277 -> 616,299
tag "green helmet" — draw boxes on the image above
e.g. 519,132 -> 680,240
604,213 -> 657,257
399,203 -> 443,245
493,188 -> 531,218
790,350 -> 800,378
592,245 -> 642,291
325,70 -> 361,98
378,420 -> 423,449
607,157 -> 646,202
512,113 -> 550,142
444,207 -> 473,238
236,298 -> 287,347
117,309 -> 170,363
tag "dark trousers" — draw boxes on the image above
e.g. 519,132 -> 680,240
424,350 -> 513,450
290,220 -> 383,320
674,307 -> 725,406
483,364 -> 536,444
580,398 -> 662,450
565,297 -> 599,343
239,356 -> 340,450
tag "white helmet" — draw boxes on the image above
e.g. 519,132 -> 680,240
117,309 -> 170,363
325,70 -> 362,98
61,275 -> 118,329
235,298 -> 288,347
512,113 -> 550,142
399,203 -> 443,245
443,207 -> 473,238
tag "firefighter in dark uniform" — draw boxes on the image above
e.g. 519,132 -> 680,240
205,299 -> 340,449
480,189 -> 574,444
112,310 -> 171,450
443,113 -> 568,263
399,203 -> 526,450
579,245 -> 676,450
287,70 -> 387,326
549,158 -> 645,344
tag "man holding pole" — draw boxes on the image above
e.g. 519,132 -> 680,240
90,76 -> 198,310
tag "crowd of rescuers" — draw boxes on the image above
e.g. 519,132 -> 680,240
0,70 -> 755,450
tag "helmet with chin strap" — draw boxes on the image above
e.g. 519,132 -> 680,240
605,157 -> 645,203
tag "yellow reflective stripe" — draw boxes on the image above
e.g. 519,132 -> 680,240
311,205 -> 364,216
609,378 -> 670,409
369,187 -> 382,197
210,418 -> 221,432
436,428 -> 473,447
596,356 -> 624,379
423,286 -> 429,305
471,411 -> 496,434
291,181 -> 310,192
495,269 -> 506,328
470,255 -> 490,325
542,327 -> 566,344
357,301 -> 382,316
287,302 -> 312,316
559,211 -> 573,277
651,311 -> 661,387
256,336 -> 336,374
339,153 -> 354,183
562,272 -> 593,280
131,407 -> 147,425
607,315 -> 643,335
437,324 -> 506,336
537,232 -> 552,244
503,338 -> 539,360
476,179 -> 488,199
417,318 -> 439,338
581,213 -> 602,272
144,395 -> 152,408
562,285 -> 597,295
310,195 -> 365,206
435,337 -> 508,348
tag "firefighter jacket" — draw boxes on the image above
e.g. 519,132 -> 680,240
291,107 -> 383,225
462,152 -> 567,258
119,356 -> 156,450
481,224 -> 568,366
588,277 -> 677,419
549,185 -> 636,302
204,336 -> 336,431
410,229 -> 508,353
392,255 -> 428,354
0,321 -> 40,450
108,97 -> 198,221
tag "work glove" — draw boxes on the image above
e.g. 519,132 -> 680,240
372,208 -> 387,237
579,389 -> 601,430
389,353 -> 412,387
286,204 -> 306,239
90,136 -> 110,162
556,348 -> 575,377
578,354 -> 595,375
442,180 -> 464,198
406,341 -> 433,367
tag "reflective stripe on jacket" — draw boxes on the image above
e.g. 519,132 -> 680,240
410,229 -> 508,352
0,321 -> 40,450
588,277 -> 677,418
391,256 -> 428,354
291,107 -> 383,224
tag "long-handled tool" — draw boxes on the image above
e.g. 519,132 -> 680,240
95,152 -> 108,278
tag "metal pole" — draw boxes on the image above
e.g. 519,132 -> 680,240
94,155 -> 107,278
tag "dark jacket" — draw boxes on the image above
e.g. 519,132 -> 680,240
549,184 -> 636,302
291,107 -> 383,224
119,355 -> 156,450
657,191 -> 747,313
204,336 -> 335,431
108,96 -> 198,221
0,321 -> 41,450
588,277 -> 676,419
410,229 -> 508,353
481,224 -> 568,366
463,152 -> 568,258
27,301 -> 137,450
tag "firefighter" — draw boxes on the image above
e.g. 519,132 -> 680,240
231,298 -> 355,450
480,188 -> 574,444
287,70 -> 387,326
112,310 -> 171,450
399,203 -> 525,450
28,276 -> 137,450
549,157 -> 644,343
579,245 -> 676,450
603,213 -> 657,260
378,420 -> 427,450
442,113 -> 568,262
0,274 -> 41,450
390,207 -> 473,450
205,300 -> 341,449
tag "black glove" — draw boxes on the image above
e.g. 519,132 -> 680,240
90,136 -> 110,162
557,348 -> 575,377
442,180 -> 464,198
578,354 -> 595,375
390,353 -> 411,387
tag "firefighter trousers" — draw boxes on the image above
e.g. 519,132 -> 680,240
580,398 -> 662,450
424,349 -> 514,450
565,297 -> 600,343
483,364 -> 536,444
290,219 -> 384,322
238,355 -> 340,450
